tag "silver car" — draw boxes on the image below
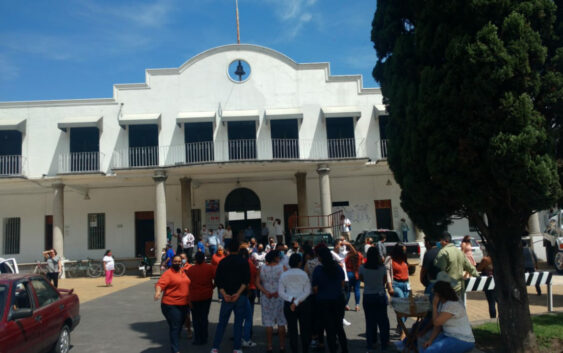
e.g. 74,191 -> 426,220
452,236 -> 484,264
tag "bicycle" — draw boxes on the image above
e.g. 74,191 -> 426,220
65,259 -> 102,278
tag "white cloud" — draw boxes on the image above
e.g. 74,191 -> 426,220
262,0 -> 318,39
76,0 -> 175,28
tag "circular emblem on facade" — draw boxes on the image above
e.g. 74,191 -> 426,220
228,59 -> 251,82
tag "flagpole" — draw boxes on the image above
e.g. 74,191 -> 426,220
236,0 -> 240,44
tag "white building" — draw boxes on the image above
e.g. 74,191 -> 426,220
0,44 -> 473,264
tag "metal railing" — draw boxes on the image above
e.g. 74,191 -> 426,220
228,139 -> 257,161
327,138 -> 356,158
0,155 -> 22,176
129,146 -> 159,167
380,139 -> 388,159
185,141 -> 214,163
272,139 -> 299,159
109,137 -> 370,169
59,152 -> 103,173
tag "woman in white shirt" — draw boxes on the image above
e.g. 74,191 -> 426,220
278,253 -> 312,353
102,249 -> 115,287
422,272 -> 475,353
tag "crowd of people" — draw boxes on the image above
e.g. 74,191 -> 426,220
152,225 -> 484,353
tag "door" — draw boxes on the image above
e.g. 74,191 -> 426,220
44,216 -> 53,251
135,212 -> 155,257
29,277 -> 63,352
283,204 -> 298,237
375,200 -> 393,230
4,281 -> 43,353
225,188 -> 261,239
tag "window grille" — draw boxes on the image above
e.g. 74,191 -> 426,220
4,217 -> 20,254
88,213 -> 105,249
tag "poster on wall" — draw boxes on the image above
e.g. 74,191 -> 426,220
205,199 -> 220,230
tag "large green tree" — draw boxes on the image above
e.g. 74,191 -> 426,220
372,1 -> 563,352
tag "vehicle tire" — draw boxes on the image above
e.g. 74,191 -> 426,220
554,252 -> 563,274
545,242 -> 554,265
53,325 -> 70,353
87,263 -> 102,278
114,263 -> 126,277
140,268 -> 146,278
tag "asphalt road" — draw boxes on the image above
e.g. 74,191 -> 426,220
70,278 -> 402,353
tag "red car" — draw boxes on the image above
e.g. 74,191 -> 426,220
0,274 -> 80,353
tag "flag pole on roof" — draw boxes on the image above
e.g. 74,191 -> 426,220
236,0 -> 241,44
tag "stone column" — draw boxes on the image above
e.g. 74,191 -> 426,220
153,170 -> 168,274
52,183 -> 65,258
180,177 -> 192,231
414,226 -> 425,241
527,212 -> 541,237
316,164 -> 332,232
295,172 -> 308,228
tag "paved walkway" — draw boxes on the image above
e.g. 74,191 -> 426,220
63,269 -> 563,353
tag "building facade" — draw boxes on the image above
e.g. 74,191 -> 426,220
0,44 -> 474,263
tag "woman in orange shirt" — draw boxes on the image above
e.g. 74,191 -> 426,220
187,251 -> 215,345
390,243 -> 410,340
154,255 -> 191,353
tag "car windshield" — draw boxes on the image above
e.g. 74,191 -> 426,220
0,285 -> 7,318
366,231 -> 400,243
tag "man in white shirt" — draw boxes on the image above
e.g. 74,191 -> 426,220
278,253 -> 312,353
182,228 -> 195,263
340,215 -> 352,241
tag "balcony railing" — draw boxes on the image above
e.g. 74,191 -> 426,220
185,141 -> 214,163
272,139 -> 299,159
0,155 -> 23,176
59,152 -> 103,173
228,139 -> 256,161
380,139 -> 388,159
327,138 -> 356,158
129,146 -> 159,167
110,138 -> 369,170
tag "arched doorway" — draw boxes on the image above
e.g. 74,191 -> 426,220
225,187 -> 262,241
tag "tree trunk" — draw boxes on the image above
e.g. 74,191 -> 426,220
487,217 -> 538,353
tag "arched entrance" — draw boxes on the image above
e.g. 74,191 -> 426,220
225,187 -> 262,241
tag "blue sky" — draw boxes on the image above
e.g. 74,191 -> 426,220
0,0 -> 378,102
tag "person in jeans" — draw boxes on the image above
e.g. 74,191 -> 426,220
312,247 -> 348,353
390,243 -> 410,340
43,249 -> 61,288
344,243 -> 363,312
210,239 -> 250,353
359,246 -> 391,352
421,272 -> 475,353
522,240 -> 541,295
154,255 -> 191,353
239,247 -> 258,348
279,253 -> 312,353
187,251 -> 215,345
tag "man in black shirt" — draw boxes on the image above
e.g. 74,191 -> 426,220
420,237 -> 441,295
211,239 -> 250,353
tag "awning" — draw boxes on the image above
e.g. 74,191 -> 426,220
176,111 -> 216,126
221,109 -> 260,122
321,106 -> 362,118
374,104 -> 387,113
119,113 -> 161,128
58,116 -> 102,132
264,108 -> 303,121
0,119 -> 26,133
